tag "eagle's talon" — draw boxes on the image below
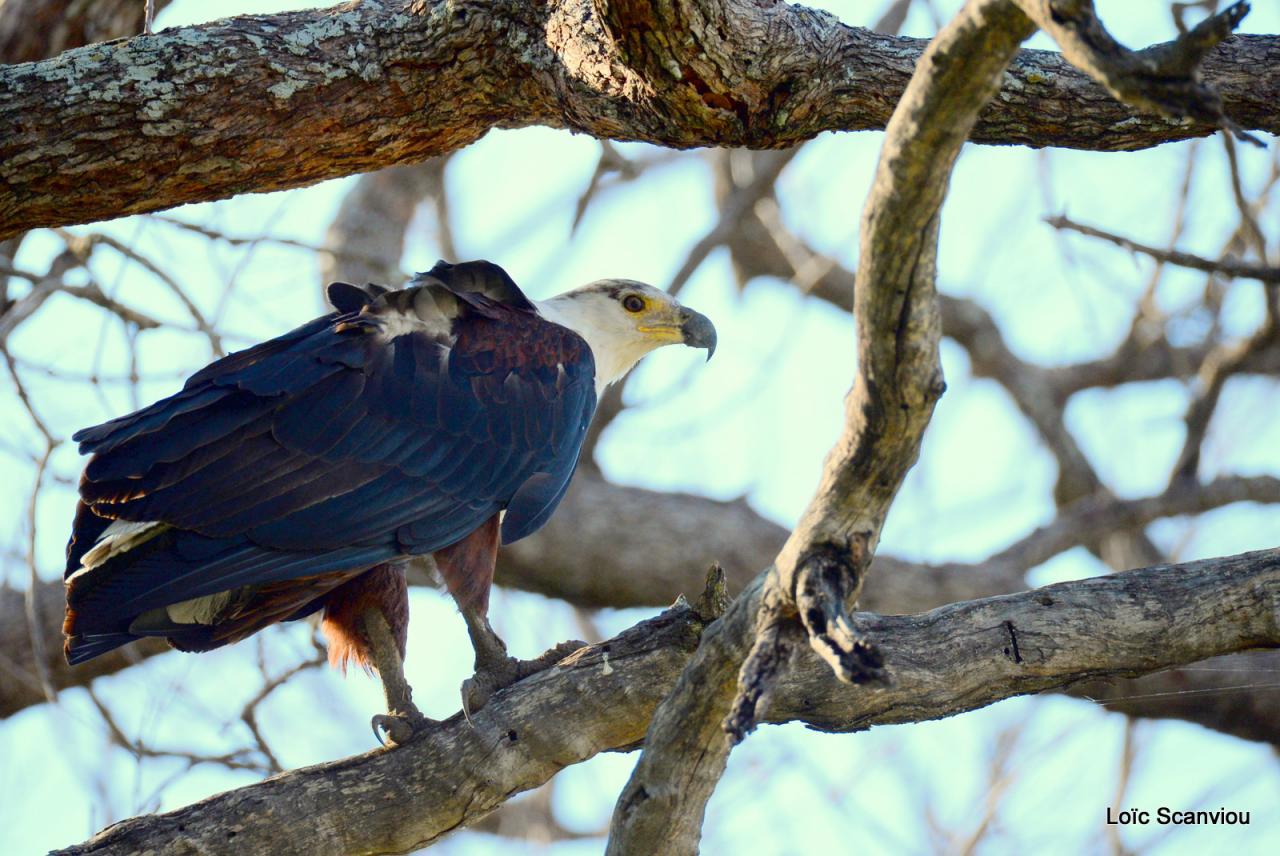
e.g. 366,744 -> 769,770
371,709 -> 432,747
461,639 -> 590,719
461,657 -> 517,720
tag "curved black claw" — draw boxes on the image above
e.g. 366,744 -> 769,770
461,639 -> 589,722
371,709 -> 433,747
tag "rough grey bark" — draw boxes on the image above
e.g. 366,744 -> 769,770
2,0 -> 1278,240
54,548 -> 1280,856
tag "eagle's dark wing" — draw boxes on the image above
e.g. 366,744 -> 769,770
64,262 -> 595,662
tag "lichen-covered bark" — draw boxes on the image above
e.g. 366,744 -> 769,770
2,0 -> 1277,240
54,548 -> 1280,856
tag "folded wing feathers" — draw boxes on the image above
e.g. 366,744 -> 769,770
64,261 -> 597,662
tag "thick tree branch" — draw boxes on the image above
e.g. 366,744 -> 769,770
56,548 -> 1280,855
714,171 -> 1280,745
1011,0 -> 1259,142
742,0 -> 1034,745
3,0 -> 1278,239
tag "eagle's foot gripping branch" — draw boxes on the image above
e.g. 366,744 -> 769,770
360,606 -> 436,747
461,639 -> 590,720
371,708 -> 434,747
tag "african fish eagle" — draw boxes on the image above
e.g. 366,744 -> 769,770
63,260 -> 716,743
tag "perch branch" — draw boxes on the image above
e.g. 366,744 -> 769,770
54,547 -> 1280,856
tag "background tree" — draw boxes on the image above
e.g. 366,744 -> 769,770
1,0 -> 1277,853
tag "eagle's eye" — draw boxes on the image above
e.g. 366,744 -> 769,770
622,294 -> 646,313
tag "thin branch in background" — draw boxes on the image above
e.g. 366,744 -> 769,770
579,147 -> 806,461
240,650 -> 328,775
2,346 -> 57,705
1045,214 -> 1280,284
0,248 -> 83,345
0,263 -> 39,283
429,157 -> 459,262
1168,322 -> 1277,483
572,141 -> 632,234
58,229 -> 224,355
64,281 -> 163,330
1105,720 -> 1139,856
152,214 -> 336,256
7,355 -> 191,385
470,782 -> 605,843
872,0 -> 914,34
666,148 -> 798,297
86,688 -> 274,776
3,345 -> 54,444
571,144 -> 683,236
1137,138 -> 1201,330
954,723 -> 1024,856
750,196 -> 842,294
1221,132 -> 1269,261
22,445 -> 54,706
969,474 -> 1280,578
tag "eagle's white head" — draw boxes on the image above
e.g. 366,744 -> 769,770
535,280 -> 717,395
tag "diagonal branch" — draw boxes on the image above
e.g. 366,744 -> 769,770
1047,213 -> 1280,284
606,2 -> 1035,852
55,548 -> 1280,855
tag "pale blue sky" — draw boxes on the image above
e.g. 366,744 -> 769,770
2,1 -> 1278,854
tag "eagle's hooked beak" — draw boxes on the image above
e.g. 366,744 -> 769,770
679,308 -> 717,361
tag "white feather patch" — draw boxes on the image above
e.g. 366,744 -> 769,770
71,519 -> 166,581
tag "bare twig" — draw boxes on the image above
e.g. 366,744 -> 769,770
1046,214 -> 1280,284
3,345 -> 59,706
58,230 -> 223,355
86,689 -> 273,776
1169,323 -> 1278,482
0,248 -> 82,344
240,653 -> 328,774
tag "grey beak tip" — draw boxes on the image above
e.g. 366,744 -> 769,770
681,309 -> 717,361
